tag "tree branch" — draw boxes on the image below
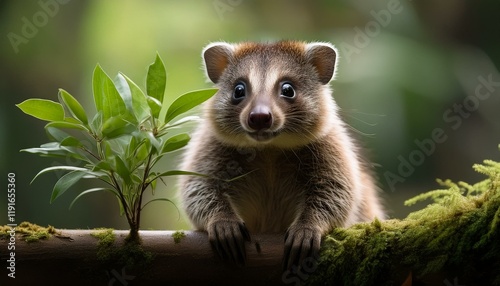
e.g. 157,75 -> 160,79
11,230 -> 284,285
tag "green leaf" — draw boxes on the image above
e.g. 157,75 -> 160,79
90,112 -> 103,137
131,173 -> 142,184
22,143 -> 69,158
16,99 -> 65,122
93,161 -> 113,172
113,156 -> 132,185
101,117 -> 136,139
146,53 -> 167,104
45,121 -> 87,131
43,141 -> 89,162
60,136 -> 82,147
126,135 -> 137,157
164,89 -> 217,123
117,197 -> 125,216
58,89 -> 88,124
161,133 -> 190,153
51,171 -> 86,203
64,117 -> 83,124
69,188 -> 118,210
102,140 -> 115,160
168,115 -> 200,127
147,96 -> 162,119
92,64 -> 127,122
134,139 -> 150,162
148,170 -> 209,183
113,73 -> 134,116
143,131 -> 161,152
45,126 -> 71,142
120,73 -> 151,123
31,166 -> 88,184
156,116 -> 200,137
150,177 -> 158,194
141,198 -> 176,211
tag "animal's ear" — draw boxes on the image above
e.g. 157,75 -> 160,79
202,42 -> 235,83
305,43 -> 337,84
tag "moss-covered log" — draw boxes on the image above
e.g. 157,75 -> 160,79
2,157 -> 500,285
308,159 -> 500,286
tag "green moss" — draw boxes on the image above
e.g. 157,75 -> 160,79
172,230 -> 186,244
307,150 -> 500,285
91,228 -> 116,261
90,228 -> 153,270
91,228 -> 115,243
0,221 -> 58,242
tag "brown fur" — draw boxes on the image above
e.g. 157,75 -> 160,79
179,41 -> 385,269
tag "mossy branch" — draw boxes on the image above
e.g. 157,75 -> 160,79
308,156 -> 500,286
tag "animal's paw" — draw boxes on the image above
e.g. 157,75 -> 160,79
207,218 -> 251,265
283,224 -> 322,270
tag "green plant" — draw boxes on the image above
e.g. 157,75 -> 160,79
17,54 -> 216,243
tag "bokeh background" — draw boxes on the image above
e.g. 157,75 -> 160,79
1,0 -> 499,230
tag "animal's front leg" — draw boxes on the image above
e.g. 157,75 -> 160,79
283,184 -> 352,270
207,212 -> 251,265
183,177 -> 251,265
283,222 -> 322,270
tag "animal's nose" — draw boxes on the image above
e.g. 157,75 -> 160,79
248,105 -> 272,131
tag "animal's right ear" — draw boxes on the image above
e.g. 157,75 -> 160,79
305,42 -> 337,84
202,42 -> 234,83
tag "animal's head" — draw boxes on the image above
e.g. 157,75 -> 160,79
202,41 -> 338,148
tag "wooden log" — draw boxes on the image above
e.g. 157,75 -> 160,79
8,230 -> 285,285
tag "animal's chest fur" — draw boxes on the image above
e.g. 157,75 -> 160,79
224,149 -> 307,233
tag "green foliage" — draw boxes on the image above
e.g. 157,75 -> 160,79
16,54 -> 216,242
308,147 -> 500,285
147,53 -> 167,104
17,99 -> 65,121
172,230 -> 186,244
0,222 -> 58,242
164,89 -> 217,124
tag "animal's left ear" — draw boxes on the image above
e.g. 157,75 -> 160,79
202,42 -> 234,84
305,43 -> 337,84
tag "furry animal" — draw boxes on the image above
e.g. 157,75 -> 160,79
179,41 -> 385,269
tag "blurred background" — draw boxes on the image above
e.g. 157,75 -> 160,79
1,0 -> 499,230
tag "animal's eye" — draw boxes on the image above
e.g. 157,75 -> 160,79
280,83 -> 295,99
232,82 -> 246,103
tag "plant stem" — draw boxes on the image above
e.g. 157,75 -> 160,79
81,146 -> 100,161
129,151 -> 155,244
110,172 -> 139,241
